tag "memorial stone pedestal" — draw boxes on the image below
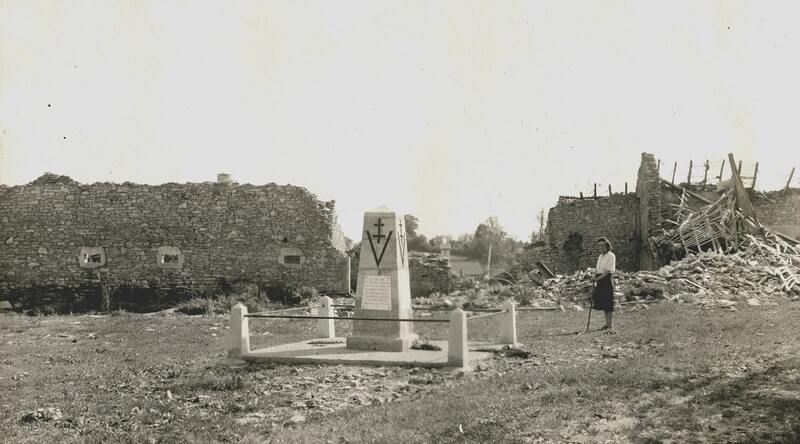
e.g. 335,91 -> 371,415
347,207 -> 417,352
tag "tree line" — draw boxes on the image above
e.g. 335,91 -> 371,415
402,215 -> 536,266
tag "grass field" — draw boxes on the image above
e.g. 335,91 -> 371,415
2,300 -> 800,443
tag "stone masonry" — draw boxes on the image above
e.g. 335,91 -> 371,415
751,189 -> 800,239
542,193 -> 640,273
408,253 -> 452,298
538,153 -> 800,275
0,174 -> 350,311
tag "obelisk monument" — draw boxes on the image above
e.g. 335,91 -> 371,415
347,206 -> 417,352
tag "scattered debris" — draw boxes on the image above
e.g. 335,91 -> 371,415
411,339 -> 442,351
21,407 -> 63,423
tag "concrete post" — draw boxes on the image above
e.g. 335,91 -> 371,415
318,296 -> 335,338
500,300 -> 518,346
448,308 -> 468,368
228,303 -> 250,358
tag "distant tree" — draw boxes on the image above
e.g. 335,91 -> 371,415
427,235 -> 453,250
470,217 -> 506,261
530,208 -> 547,243
404,214 -> 420,237
450,233 -> 474,256
404,214 -> 432,252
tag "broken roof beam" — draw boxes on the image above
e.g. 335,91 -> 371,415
728,153 -> 762,228
660,179 -> 714,204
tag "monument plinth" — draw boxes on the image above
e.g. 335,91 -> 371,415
347,207 -> 417,352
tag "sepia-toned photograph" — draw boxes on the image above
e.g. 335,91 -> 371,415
1,2 -> 799,442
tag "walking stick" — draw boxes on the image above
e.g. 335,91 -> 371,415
585,283 -> 595,333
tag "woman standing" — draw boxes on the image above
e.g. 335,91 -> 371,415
593,237 -> 616,331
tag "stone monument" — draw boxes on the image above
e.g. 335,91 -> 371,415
347,206 -> 417,351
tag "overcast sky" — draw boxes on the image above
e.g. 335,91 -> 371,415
1,1 -> 799,240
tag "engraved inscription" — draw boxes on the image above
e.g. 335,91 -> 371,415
361,275 -> 392,310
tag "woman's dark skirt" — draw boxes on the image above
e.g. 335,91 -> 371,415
593,275 -> 614,312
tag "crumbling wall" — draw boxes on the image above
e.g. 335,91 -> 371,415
752,189 -> 800,238
409,254 -> 451,297
0,174 -> 350,311
543,194 -> 640,274
636,153 -> 661,269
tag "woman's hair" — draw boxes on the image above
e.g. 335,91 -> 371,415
596,237 -> 612,251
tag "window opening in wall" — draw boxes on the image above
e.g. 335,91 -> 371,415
161,254 -> 180,264
78,247 -> 106,268
279,247 -> 304,266
84,253 -> 102,264
563,233 -> 583,256
157,246 -> 184,269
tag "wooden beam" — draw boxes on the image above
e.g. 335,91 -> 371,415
786,167 -> 795,189
625,182 -> 628,194
660,179 -> 713,204
608,184 -> 612,196
751,162 -> 759,189
718,159 -> 726,182
535,261 -> 556,279
671,162 -> 677,184
593,183 -> 597,198
703,160 -> 710,184
728,153 -> 761,228
687,160 -> 693,184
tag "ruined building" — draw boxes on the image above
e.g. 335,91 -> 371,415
538,153 -> 800,274
0,174 -> 351,311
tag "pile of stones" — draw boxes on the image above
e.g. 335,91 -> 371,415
415,248 -> 800,310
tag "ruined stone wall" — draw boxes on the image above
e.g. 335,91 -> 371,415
408,254 -> 452,298
543,193 -> 640,274
0,175 -> 350,311
752,189 -> 800,238
635,153 -> 661,270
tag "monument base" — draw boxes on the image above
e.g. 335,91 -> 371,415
346,334 -> 418,352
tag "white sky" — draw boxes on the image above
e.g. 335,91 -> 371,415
1,1 -> 799,240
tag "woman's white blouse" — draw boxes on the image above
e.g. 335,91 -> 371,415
596,252 -> 616,274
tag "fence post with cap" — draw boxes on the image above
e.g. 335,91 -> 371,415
500,300 -> 518,346
448,308 -> 468,368
229,303 -> 250,358
318,296 -> 335,338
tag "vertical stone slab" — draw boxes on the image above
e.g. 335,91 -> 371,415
228,303 -> 250,358
347,207 -> 417,351
447,308 -> 468,368
318,296 -> 335,338
500,300 -> 518,346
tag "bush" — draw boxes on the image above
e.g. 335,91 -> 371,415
175,298 -> 214,315
175,286 -> 322,316
451,275 -> 480,291
261,283 -> 318,306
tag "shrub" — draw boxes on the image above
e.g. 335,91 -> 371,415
175,298 -> 213,315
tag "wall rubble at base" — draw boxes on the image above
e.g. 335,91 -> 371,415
408,253 -> 452,297
0,174 -> 350,311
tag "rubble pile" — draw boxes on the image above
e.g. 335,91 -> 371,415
415,167 -> 800,311
415,240 -> 799,311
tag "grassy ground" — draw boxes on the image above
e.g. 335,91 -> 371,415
2,301 -> 800,443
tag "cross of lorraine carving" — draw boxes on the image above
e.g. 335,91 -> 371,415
366,217 -> 393,267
